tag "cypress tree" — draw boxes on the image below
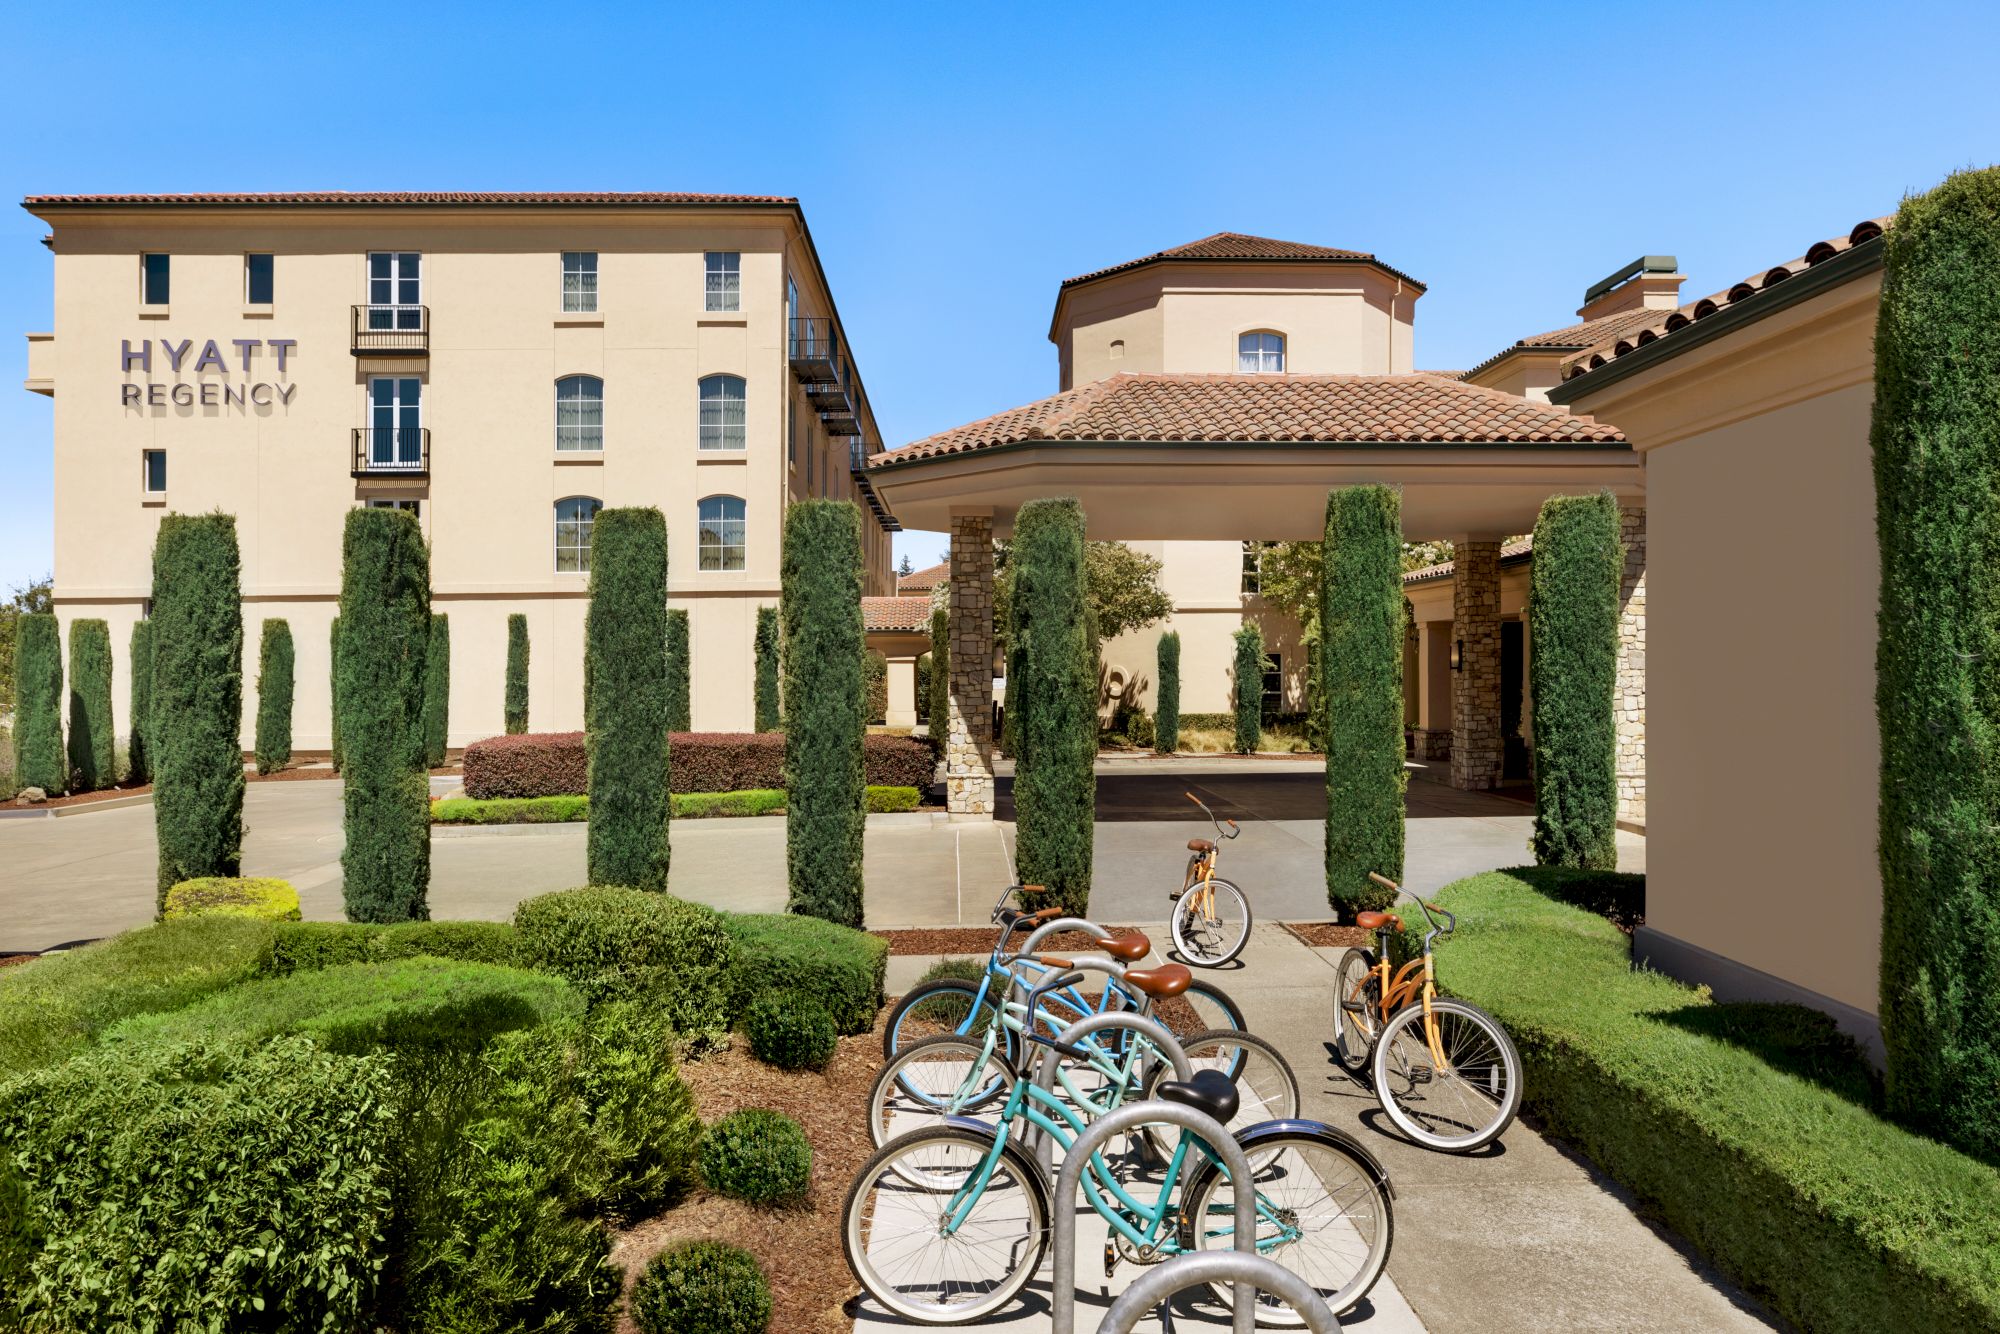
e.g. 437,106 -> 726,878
1873,166 -> 2000,1155
128,619 -> 155,785
1011,498 -> 1096,915
505,613 -> 530,734
928,604 -> 949,733
663,609 -> 692,734
422,613 -> 449,769
1322,486 -> 1405,917
754,605 -> 781,732
1232,622 -> 1263,755
151,514 -> 244,912
916,653 -> 931,725
254,618 -> 295,775
1155,630 -> 1180,754
1528,493 -> 1623,869
336,508 -> 430,923
586,508 -> 672,891
864,649 -> 888,724
329,617 -> 343,770
66,618 -> 114,791
11,613 -> 64,794
781,500 -> 866,926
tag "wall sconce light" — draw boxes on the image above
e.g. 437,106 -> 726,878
1451,638 -> 1464,671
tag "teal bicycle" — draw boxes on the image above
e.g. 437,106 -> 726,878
843,977 -> 1394,1326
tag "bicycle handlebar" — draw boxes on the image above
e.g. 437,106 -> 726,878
1184,792 -> 1241,840
1365,871 -> 1456,940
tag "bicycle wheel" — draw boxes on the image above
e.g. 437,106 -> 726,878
1169,877 -> 1253,967
1139,1027 -> 1300,1163
843,1124 -> 1049,1325
1151,977 -> 1247,1044
1185,1127 -> 1394,1323
883,979 -> 1016,1064
1330,947 -> 1381,1078
1370,997 -> 1522,1153
868,1034 -> 1020,1159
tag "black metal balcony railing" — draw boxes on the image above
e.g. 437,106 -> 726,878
787,317 -> 837,380
804,375 -> 849,410
352,304 -> 430,355
820,393 -> 860,433
352,427 -> 431,477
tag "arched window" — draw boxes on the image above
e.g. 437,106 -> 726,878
554,496 -> 601,572
555,375 -> 603,452
698,495 -> 746,571
1237,331 -> 1286,373
699,374 -> 746,450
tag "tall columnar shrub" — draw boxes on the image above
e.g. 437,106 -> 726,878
915,654 -> 931,725
65,619 -> 113,791
863,649 -> 888,725
781,500 -> 865,926
1873,166 -> 2000,1156
11,613 -> 64,794
1528,493 -> 1623,869
505,613 -> 530,735
1321,487 -> 1404,917
127,620 -> 155,785
753,605 -> 780,733
328,617 -> 343,770
1155,630 -> 1180,754
1011,498 -> 1096,915
151,515 -> 244,912
586,509 -> 672,891
254,618 -> 295,775
335,509 -> 430,923
422,614 -> 449,769
1232,622 -> 1263,755
928,604 -> 948,732
663,609 -> 691,734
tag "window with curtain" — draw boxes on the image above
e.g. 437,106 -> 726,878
699,374 -> 746,450
555,375 -> 604,452
562,252 -> 598,312
705,251 -> 741,311
1237,330 -> 1286,373
698,495 -> 746,571
554,497 -> 601,572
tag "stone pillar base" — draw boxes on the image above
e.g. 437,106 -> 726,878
1410,727 -> 1452,761
1450,540 -> 1503,790
945,514 -> 996,817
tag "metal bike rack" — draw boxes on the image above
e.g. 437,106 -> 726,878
1030,1009 -> 1193,1171
1099,1251 -> 1343,1334
1018,915 -> 1115,957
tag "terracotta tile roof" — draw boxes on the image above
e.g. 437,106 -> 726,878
898,561 -> 949,594
1403,536 -> 1534,585
1559,217 -> 1891,387
1461,308 -> 1673,382
871,373 -> 1625,466
1415,369 -> 1465,380
22,190 -> 793,208
862,596 -> 935,632
1062,231 -> 1425,291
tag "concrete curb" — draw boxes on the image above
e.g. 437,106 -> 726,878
429,809 -> 945,837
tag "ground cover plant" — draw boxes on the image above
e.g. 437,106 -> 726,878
64,617 -> 113,792
162,875 -> 301,922
1321,486 -> 1404,916
1009,497 -> 1096,915
585,508 -> 673,891
1528,493 -> 1622,869
255,616 -> 294,774
781,500 -> 867,926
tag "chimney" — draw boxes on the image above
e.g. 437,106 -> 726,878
1577,255 -> 1685,320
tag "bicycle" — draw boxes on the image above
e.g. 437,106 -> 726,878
1168,792 -> 1253,966
844,988 -> 1394,1326
1330,873 -> 1523,1153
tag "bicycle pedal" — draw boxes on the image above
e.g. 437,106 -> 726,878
1409,1065 -> 1434,1084
1103,1240 -> 1119,1279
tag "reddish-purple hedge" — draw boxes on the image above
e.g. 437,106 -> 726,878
463,731 -> 935,799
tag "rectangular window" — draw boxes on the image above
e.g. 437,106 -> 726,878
367,377 -> 424,470
705,251 -> 741,312
367,498 -> 420,515
1262,653 -> 1282,716
561,251 -> 598,312
142,449 -> 167,494
141,253 -> 170,305
366,252 -> 422,329
245,253 -> 275,305
1240,541 -> 1263,594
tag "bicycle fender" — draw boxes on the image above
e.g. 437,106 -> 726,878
1188,1118 -> 1396,1200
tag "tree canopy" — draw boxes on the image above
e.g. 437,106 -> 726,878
995,540 -> 1171,650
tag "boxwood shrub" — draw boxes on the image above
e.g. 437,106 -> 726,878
162,875 -> 300,923
744,992 -> 837,1071
463,730 -> 935,799
699,1108 -> 811,1206
513,887 -> 732,1042
631,1240 -> 772,1334
719,911 -> 886,1035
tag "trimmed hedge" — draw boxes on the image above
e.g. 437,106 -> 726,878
12,613 -> 63,795
335,508 -> 431,923
513,887 -> 732,1042
329,615 -> 343,771
1232,621 -> 1263,754
1010,498 -> 1096,916
631,1240 -> 771,1334
151,514 -> 244,910
1155,630 -> 1180,753
473,729 -> 951,798
254,617 -> 294,775
586,508 -> 673,891
781,500 -> 867,926
422,612 -> 449,769
163,876 -> 300,922
754,604 -> 780,733
719,911 -> 885,1034
663,606 -> 692,734
434,785 -> 920,825
127,619 -> 155,785
928,603 -> 949,734
65,618 -> 113,791
745,992 -> 837,1070
1873,167 -> 2000,1160
505,612 -> 530,734
1321,486 -> 1404,917
266,918 -> 526,975
1408,869 -> 2000,1333
1528,493 -> 1622,869
699,1108 -> 811,1206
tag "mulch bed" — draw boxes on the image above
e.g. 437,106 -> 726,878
1280,921 -> 1371,949
10,782 -> 153,810
0,955 -> 36,969
872,924 -> 1144,956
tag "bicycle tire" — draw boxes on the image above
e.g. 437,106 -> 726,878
1370,997 -> 1523,1153
882,979 -> 1017,1064
1330,947 -> 1380,1078
867,1033 -> 1020,1158
1169,876 -> 1253,967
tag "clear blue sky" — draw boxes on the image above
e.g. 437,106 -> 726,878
5,0 -> 1998,591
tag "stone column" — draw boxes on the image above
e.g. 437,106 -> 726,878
1615,505 -> 1647,827
884,653 -> 918,729
1450,539 -> 1503,790
946,511 -> 995,818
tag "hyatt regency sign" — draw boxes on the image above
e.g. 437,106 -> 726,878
119,337 -> 298,407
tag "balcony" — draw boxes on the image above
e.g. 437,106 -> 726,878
352,427 -> 430,477
820,384 -> 861,434
352,304 -> 429,356
788,317 -> 837,381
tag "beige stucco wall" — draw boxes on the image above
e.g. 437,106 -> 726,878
1461,351 -> 1566,404
28,203 -> 892,750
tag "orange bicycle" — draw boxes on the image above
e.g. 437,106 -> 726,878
1330,872 -> 1522,1153
1168,793 -> 1251,966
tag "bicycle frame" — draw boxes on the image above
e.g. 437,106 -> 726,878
1348,875 -> 1457,1072
1177,792 -> 1241,929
